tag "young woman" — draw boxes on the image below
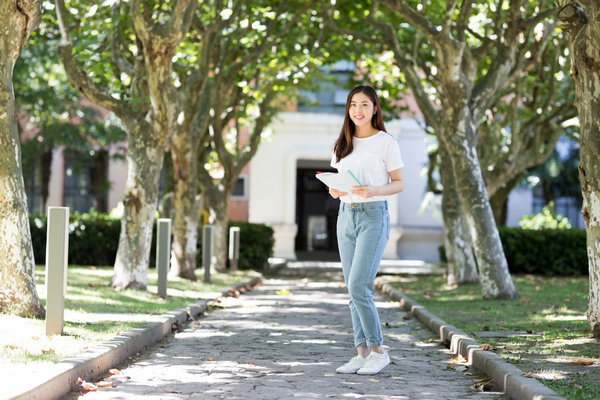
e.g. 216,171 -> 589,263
329,85 -> 404,375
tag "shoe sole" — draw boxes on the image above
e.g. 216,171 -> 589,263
356,361 -> 390,375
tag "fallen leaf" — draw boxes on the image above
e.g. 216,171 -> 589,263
523,372 -> 543,379
96,380 -> 114,388
368,378 -> 380,382
249,363 -> 256,366
77,378 -> 98,392
481,306 -> 490,310
276,289 -> 291,296
164,388 -> 182,394
41,348 -> 55,355
108,369 -> 122,376
3,344 -> 18,350
479,344 -> 493,351
207,357 -> 214,361
532,321 -> 541,326
451,354 -> 467,364
560,327 -> 570,332
572,359 -> 595,366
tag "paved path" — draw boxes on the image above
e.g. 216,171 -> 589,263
66,273 -> 509,400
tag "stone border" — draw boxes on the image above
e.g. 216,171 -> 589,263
11,275 -> 262,400
375,280 -> 565,400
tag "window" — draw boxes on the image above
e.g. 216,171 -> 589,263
62,151 -> 96,213
297,61 -> 355,114
231,175 -> 248,200
23,156 -> 44,214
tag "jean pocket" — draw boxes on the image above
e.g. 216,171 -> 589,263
361,207 -> 385,221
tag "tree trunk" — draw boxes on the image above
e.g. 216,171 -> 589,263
440,149 -> 478,285
202,184 -> 231,273
169,140 -> 200,280
558,1 -> 600,338
110,125 -> 164,290
489,173 -> 523,226
439,108 -> 519,299
0,0 -> 45,318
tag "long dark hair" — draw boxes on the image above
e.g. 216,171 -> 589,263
333,85 -> 387,162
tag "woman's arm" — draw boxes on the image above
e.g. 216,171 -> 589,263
351,168 -> 404,198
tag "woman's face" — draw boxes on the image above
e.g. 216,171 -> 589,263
348,92 -> 376,129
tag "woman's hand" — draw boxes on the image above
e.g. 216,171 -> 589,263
329,188 -> 347,199
351,185 -> 379,198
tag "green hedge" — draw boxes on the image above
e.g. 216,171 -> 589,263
30,213 -> 274,271
439,227 -> 588,276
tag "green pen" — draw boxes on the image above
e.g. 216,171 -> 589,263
348,170 -> 363,186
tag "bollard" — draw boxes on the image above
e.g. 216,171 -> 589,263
45,207 -> 70,336
202,225 -> 213,283
156,218 -> 171,299
228,226 -> 240,272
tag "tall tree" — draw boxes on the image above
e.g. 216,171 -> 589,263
326,0 -> 561,298
557,0 -> 600,338
0,0 -> 45,318
168,1 -> 324,277
477,35 -> 577,224
55,0 -> 195,289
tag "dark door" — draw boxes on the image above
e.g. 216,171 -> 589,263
295,166 -> 340,260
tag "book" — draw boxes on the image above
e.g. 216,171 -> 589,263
315,170 -> 362,192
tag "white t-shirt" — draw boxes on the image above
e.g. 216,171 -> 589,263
330,131 -> 404,203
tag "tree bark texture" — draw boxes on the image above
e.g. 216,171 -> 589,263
200,175 -> 232,273
558,1 -> 600,338
438,103 -> 518,299
440,149 -> 478,285
111,123 -> 165,289
0,0 -> 45,318
169,136 -> 201,279
55,0 -> 196,289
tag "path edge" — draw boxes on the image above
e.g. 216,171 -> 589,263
375,279 -> 565,400
11,275 -> 262,400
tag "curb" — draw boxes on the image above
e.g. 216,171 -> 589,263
11,275 -> 262,400
375,280 -> 565,400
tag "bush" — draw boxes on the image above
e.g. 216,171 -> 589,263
30,212 -> 274,271
439,227 -> 588,276
30,211 -> 121,266
230,221 -> 274,270
499,227 -> 587,275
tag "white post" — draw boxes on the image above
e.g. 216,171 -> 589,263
203,225 -> 213,283
156,218 -> 171,299
229,226 -> 240,271
45,207 -> 69,336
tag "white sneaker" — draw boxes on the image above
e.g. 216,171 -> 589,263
336,355 -> 367,374
357,351 -> 390,375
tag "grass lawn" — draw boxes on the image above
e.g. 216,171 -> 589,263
0,265 -> 258,368
389,274 -> 600,400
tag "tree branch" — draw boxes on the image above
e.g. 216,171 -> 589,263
55,0 -> 129,117
377,0 -> 439,42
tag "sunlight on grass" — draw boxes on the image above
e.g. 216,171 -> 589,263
1,265 -> 258,369
389,274 -> 600,400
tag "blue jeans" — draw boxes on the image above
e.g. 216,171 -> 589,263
337,201 -> 390,348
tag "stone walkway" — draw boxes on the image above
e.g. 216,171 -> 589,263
65,273 -> 509,399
